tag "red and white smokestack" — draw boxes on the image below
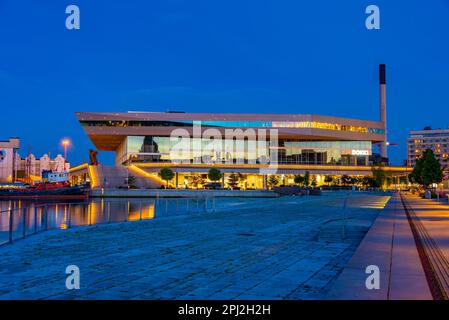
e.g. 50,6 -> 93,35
379,64 -> 387,158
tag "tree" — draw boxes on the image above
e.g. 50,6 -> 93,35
238,173 -> 247,186
372,165 -> 388,189
350,176 -> 359,185
409,149 -> 443,189
304,171 -> 310,187
187,174 -> 205,189
228,172 -> 241,189
341,175 -> 352,186
159,168 -> 175,188
208,168 -> 222,182
294,174 -> 304,186
324,175 -> 333,186
311,177 -> 317,188
268,175 -> 279,189
362,176 -> 378,188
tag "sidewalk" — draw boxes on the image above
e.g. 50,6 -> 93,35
402,194 -> 449,260
401,193 -> 449,298
327,193 -> 432,299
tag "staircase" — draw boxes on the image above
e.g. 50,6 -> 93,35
91,165 -> 162,189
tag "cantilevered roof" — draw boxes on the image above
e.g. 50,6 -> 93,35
76,112 -> 385,151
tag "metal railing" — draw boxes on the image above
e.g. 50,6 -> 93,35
0,197 -> 218,246
0,202 -> 83,246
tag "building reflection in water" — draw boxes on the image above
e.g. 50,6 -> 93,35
0,199 -> 164,243
0,197 -> 211,245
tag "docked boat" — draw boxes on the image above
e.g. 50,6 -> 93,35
0,171 -> 89,200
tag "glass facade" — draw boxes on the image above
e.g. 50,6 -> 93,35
80,120 -> 384,135
121,135 -> 371,166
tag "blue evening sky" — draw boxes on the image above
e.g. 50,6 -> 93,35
0,0 -> 448,165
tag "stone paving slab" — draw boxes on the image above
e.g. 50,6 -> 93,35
402,194 -> 449,260
0,192 -> 389,300
326,193 -> 432,300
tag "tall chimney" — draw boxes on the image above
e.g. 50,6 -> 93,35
379,64 -> 387,158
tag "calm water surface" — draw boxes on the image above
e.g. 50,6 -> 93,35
0,197 -> 251,245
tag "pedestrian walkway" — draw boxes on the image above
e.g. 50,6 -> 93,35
0,192 -> 386,300
400,193 -> 449,299
327,193 -> 432,300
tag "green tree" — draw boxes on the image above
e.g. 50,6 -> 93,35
227,172 -> 242,189
294,174 -> 304,186
208,168 -> 222,182
372,165 -> 388,189
362,176 -> 379,188
304,171 -> 310,187
159,168 -> 175,188
238,173 -> 247,187
409,149 -> 443,189
268,175 -> 279,189
187,174 -> 205,188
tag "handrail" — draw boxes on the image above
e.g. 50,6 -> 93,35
0,198 -> 217,246
0,201 -> 90,214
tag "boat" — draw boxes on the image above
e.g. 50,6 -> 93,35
0,171 -> 89,200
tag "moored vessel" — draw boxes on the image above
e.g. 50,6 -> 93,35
0,171 -> 89,200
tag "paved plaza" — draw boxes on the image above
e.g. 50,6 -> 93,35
0,192 -> 390,300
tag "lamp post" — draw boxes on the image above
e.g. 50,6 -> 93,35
62,139 -> 70,160
61,139 -> 70,171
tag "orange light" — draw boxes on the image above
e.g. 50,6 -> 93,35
88,165 -> 99,188
69,163 -> 88,172
134,162 -> 410,171
128,165 -> 171,187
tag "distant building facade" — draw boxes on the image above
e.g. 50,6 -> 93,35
15,153 -> 70,181
407,126 -> 449,189
0,137 -> 70,183
0,138 -> 20,182
407,127 -> 449,168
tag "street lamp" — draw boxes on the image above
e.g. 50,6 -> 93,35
61,139 -> 70,162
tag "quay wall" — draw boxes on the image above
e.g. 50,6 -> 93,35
90,188 -> 279,198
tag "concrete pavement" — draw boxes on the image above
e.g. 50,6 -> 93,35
327,193 -> 432,300
0,192 -> 388,300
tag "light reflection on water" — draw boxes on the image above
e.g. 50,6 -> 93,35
0,198 -> 214,245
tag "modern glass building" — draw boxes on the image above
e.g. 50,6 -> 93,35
77,112 -> 386,166
73,111 -> 409,189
